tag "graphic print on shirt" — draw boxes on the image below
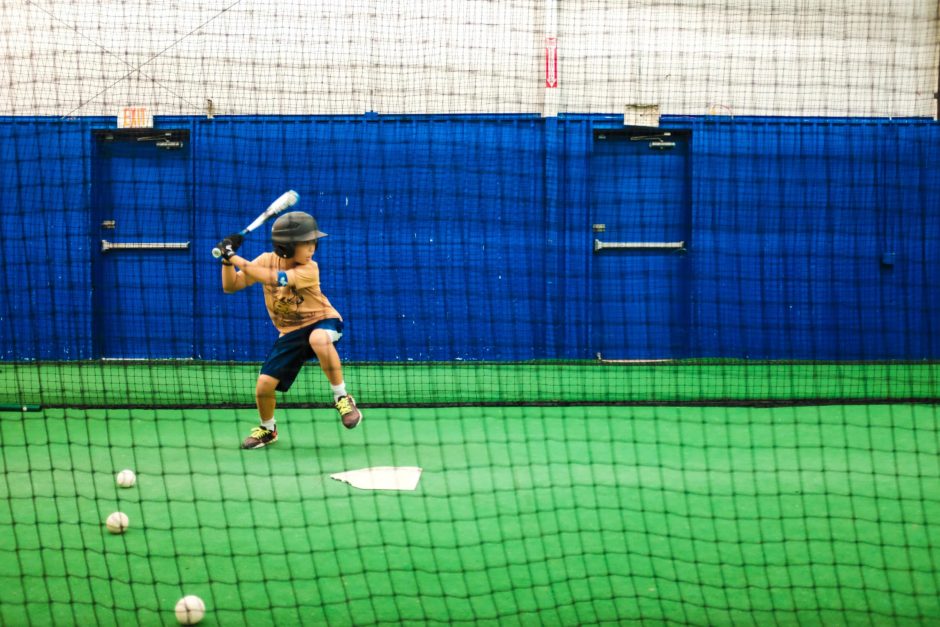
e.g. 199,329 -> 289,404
269,284 -> 306,326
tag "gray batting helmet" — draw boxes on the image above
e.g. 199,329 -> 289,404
271,211 -> 327,258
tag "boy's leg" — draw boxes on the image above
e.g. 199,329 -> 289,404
243,374 -> 280,449
309,329 -> 362,429
309,329 -> 343,385
256,374 -> 279,420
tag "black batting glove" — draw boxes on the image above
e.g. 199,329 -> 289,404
216,238 -> 238,262
216,233 -> 244,262
226,233 -> 244,251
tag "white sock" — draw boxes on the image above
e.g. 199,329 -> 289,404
331,382 -> 347,401
261,418 -> 276,431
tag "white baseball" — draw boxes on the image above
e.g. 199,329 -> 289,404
116,469 -> 136,488
105,511 -> 129,534
175,595 -> 206,625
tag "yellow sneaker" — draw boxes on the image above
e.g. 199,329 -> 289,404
335,395 -> 362,429
242,425 -> 278,449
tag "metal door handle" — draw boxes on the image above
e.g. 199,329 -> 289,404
594,239 -> 684,252
101,240 -> 190,252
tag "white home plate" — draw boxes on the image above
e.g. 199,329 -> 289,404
330,467 -> 423,491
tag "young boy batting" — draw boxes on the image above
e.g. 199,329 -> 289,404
216,211 -> 362,449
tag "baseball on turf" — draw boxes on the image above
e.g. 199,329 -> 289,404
105,511 -> 129,534
175,595 -> 206,624
116,469 -> 136,488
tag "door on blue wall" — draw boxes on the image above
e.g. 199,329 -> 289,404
92,129 -> 194,359
590,128 -> 690,360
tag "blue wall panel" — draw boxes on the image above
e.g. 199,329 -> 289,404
0,118 -> 107,360
554,117 -> 596,360
1,114 -> 938,362
679,117 -> 940,360
194,115 -> 546,362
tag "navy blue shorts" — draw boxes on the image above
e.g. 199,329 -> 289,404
260,318 -> 344,392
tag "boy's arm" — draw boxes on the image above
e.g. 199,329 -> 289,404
215,236 -> 281,291
218,235 -> 255,293
228,255 -> 283,287
221,261 -> 255,293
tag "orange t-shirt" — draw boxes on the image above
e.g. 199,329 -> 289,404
252,252 -> 341,334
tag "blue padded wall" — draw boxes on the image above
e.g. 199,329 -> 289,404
678,117 -> 940,360
1,114 -> 938,361
0,118 -> 105,360
194,116 -> 546,361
